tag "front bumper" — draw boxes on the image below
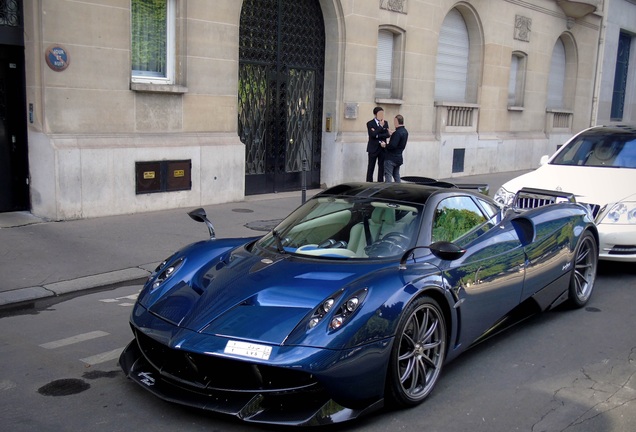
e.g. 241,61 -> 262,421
120,339 -> 383,426
598,224 -> 636,262
119,303 -> 393,425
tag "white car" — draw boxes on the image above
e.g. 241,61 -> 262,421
495,125 -> 636,262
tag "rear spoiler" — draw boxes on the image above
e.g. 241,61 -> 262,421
402,176 -> 489,196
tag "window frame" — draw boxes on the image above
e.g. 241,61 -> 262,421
131,0 -> 176,85
375,25 -> 405,102
431,196 -> 490,244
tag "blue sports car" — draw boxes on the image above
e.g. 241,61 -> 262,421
120,182 -> 598,426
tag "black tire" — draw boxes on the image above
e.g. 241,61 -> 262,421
568,231 -> 598,308
385,296 -> 447,407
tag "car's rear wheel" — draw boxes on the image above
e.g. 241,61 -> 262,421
568,231 -> 598,308
385,296 -> 446,407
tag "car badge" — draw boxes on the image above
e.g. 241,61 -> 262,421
261,258 -> 273,264
138,372 -> 155,386
556,186 -> 563,191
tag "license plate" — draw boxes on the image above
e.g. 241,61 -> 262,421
224,340 -> 272,360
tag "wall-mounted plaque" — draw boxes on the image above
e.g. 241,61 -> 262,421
45,45 -> 70,71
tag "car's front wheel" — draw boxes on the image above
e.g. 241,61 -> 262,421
568,231 -> 598,308
385,296 -> 447,407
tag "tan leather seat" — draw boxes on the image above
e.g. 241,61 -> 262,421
348,207 -> 396,256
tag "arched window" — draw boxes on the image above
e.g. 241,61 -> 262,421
435,9 -> 469,102
547,39 -> 566,109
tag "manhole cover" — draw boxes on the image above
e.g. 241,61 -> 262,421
245,219 -> 282,232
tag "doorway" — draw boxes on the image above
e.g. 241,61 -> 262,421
238,0 -> 325,195
0,44 -> 29,212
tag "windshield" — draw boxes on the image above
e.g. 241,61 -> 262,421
255,197 -> 422,259
551,132 -> 636,168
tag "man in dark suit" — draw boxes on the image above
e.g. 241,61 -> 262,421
384,114 -> 408,182
366,106 -> 391,182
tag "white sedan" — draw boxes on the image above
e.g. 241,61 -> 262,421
495,124 -> 636,262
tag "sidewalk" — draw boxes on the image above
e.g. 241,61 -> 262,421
0,170 -> 529,309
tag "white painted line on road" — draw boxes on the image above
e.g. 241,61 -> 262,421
80,347 -> 124,365
118,302 -> 135,307
39,330 -> 109,349
100,293 -> 138,304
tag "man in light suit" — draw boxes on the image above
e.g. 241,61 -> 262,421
366,106 -> 391,182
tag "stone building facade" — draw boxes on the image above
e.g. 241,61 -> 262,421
3,0 -> 628,220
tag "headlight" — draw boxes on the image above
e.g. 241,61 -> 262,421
494,187 -> 515,207
600,202 -> 636,224
151,256 -> 185,289
306,289 -> 368,331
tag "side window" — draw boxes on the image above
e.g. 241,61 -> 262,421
131,0 -> 175,83
432,196 -> 488,243
476,198 -> 501,223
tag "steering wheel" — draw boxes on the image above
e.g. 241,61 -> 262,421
382,232 -> 409,243
365,232 -> 410,257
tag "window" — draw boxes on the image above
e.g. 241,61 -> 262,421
611,32 -> 632,121
375,27 -> 405,100
131,0 -> 175,83
432,196 -> 488,244
508,52 -> 527,108
547,39 -> 566,109
434,9 -> 469,102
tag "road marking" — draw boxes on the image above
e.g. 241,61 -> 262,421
39,331 -> 109,349
100,293 -> 139,305
80,347 -> 124,365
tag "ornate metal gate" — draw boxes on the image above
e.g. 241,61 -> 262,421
239,0 -> 325,195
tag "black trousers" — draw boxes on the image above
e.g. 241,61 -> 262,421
366,151 -> 385,182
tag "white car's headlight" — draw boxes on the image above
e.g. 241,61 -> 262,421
600,202 -> 636,224
494,187 -> 515,207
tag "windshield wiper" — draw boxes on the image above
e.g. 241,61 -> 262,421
272,230 -> 286,254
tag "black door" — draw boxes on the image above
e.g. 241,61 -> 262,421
0,44 -> 29,212
238,0 -> 324,195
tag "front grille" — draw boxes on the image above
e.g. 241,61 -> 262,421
134,330 -> 318,392
514,191 -> 600,219
515,196 -> 555,210
581,203 -> 601,219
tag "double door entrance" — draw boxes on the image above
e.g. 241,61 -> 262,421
238,0 -> 325,195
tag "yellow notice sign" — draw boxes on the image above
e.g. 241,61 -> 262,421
173,169 -> 185,178
143,171 -> 156,179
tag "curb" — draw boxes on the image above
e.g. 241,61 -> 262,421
0,265 -> 157,309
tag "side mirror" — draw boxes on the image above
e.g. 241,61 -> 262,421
539,155 -> 550,165
188,208 -> 216,240
429,241 -> 467,260
399,241 -> 466,269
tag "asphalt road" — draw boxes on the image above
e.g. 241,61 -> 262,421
0,261 -> 634,432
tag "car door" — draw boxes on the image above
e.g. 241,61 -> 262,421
430,195 -> 526,349
518,207 -> 576,302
